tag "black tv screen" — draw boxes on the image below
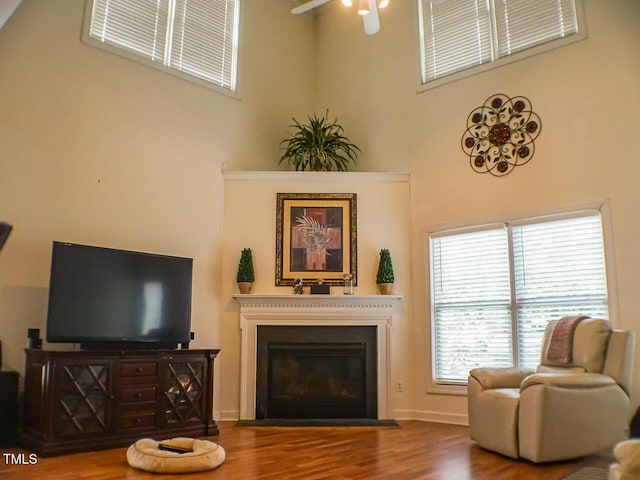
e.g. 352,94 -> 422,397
46,242 -> 193,349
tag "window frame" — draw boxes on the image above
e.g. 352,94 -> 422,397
424,201 -> 618,394
415,0 -> 588,92
81,0 -> 242,99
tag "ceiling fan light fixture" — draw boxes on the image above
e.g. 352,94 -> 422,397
378,0 -> 389,8
341,0 -> 353,6
357,0 -> 370,15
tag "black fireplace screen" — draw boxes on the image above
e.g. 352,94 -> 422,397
256,326 -> 377,420
268,343 -> 365,418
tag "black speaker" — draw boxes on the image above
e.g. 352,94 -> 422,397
180,331 -> 195,349
0,222 -> 12,251
0,370 -> 19,446
27,328 -> 42,349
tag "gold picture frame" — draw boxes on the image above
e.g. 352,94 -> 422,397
276,193 -> 357,286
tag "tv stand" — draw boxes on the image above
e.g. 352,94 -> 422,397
20,348 -> 220,456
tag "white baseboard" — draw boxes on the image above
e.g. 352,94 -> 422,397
215,409 -> 468,425
218,410 -> 241,421
391,409 -> 468,426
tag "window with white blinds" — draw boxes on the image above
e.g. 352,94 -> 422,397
417,0 -> 585,90
429,211 -> 608,384
84,0 -> 240,93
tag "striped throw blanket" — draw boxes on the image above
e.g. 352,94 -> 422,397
545,316 -> 589,364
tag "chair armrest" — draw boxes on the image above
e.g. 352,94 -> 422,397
469,367 -> 534,390
520,372 -> 616,391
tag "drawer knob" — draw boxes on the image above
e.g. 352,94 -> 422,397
135,392 -> 143,398
136,367 -> 143,372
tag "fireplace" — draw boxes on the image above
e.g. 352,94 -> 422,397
233,294 -> 400,421
256,326 -> 377,420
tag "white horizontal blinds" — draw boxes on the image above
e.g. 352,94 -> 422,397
512,214 -> 608,369
171,0 -> 239,89
430,211 -> 609,383
87,0 -> 239,92
431,228 -> 512,383
418,0 -> 582,88
419,0 -> 493,83
494,0 -> 579,57
89,0 -> 169,62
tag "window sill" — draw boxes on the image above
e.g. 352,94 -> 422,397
427,383 -> 468,396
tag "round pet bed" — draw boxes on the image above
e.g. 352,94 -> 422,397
127,437 -> 225,473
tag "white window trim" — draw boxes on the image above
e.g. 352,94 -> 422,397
81,0 -> 242,100
415,0 -> 588,93
423,199 -> 619,395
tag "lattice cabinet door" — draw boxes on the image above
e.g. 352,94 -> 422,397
163,358 -> 206,425
55,360 -> 112,436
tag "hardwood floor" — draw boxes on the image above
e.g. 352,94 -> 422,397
0,421 -> 599,480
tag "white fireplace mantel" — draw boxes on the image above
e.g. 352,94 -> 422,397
233,294 -> 402,420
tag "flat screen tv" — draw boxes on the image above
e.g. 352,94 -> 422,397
46,241 -> 193,349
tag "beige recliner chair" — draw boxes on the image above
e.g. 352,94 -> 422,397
468,317 -> 635,463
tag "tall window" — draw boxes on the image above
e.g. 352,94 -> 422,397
429,211 -> 609,384
84,0 -> 240,93
417,0 -> 585,90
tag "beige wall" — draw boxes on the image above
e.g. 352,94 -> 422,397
0,0 -> 315,400
316,0 -> 640,420
219,171 -> 411,419
1,0 -> 639,425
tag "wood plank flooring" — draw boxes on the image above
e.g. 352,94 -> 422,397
0,420 -> 602,479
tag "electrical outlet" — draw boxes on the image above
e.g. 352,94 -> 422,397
396,381 -> 403,393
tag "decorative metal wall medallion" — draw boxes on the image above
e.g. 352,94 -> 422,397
461,94 -> 542,177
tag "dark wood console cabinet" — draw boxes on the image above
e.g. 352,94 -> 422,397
20,348 -> 220,456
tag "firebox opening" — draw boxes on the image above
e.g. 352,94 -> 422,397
256,326 -> 377,420
268,343 -> 366,418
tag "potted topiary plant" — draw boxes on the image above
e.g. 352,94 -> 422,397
236,248 -> 255,294
278,110 -> 360,171
376,248 -> 395,295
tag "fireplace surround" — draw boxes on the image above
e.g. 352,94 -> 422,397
233,295 -> 401,420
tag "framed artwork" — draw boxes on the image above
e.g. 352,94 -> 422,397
276,193 -> 357,286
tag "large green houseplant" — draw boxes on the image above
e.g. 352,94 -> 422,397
279,111 -> 360,172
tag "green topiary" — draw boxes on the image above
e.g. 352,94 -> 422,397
236,248 -> 255,283
376,249 -> 394,284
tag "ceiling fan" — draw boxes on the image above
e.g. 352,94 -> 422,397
292,0 -> 390,35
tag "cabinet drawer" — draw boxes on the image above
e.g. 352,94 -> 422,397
120,386 -> 157,403
120,362 -> 157,377
117,410 -> 157,430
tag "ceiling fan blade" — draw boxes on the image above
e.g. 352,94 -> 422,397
363,0 -> 379,34
291,0 -> 333,14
